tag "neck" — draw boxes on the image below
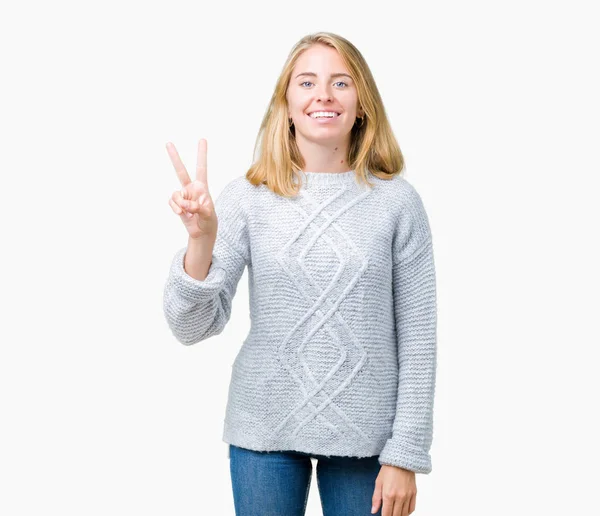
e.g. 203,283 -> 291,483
295,132 -> 351,173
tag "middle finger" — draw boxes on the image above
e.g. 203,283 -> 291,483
393,499 -> 405,516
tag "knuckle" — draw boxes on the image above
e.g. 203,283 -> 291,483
385,490 -> 408,500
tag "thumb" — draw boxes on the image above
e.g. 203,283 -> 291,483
371,482 -> 382,514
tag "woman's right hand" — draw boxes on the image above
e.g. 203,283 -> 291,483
166,139 -> 218,241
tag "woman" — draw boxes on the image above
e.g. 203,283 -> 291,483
163,32 -> 437,516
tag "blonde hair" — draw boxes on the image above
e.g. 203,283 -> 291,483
246,32 -> 405,197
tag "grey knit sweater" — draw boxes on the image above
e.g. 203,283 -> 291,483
163,169 -> 437,474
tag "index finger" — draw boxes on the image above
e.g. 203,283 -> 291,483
165,142 -> 191,187
196,139 -> 208,185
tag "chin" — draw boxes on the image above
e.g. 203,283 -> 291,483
303,134 -> 350,146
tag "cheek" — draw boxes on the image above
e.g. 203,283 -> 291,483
287,100 -> 304,115
344,95 -> 359,113
292,104 -> 311,119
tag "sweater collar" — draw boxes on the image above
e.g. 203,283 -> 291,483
295,169 -> 358,186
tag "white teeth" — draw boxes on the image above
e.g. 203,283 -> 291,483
309,111 -> 339,118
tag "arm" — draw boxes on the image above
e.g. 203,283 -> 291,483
163,178 -> 250,345
378,183 -> 438,474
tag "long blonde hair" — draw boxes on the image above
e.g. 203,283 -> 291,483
246,32 -> 405,197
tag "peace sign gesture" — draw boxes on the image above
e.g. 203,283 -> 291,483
166,139 -> 218,240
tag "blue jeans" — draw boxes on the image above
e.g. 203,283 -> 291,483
229,444 -> 382,516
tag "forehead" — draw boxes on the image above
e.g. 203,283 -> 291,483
292,44 -> 349,75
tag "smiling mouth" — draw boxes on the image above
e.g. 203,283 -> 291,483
306,112 -> 341,119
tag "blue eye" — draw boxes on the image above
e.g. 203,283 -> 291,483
300,81 -> 349,88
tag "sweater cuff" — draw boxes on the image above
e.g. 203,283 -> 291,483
378,439 -> 432,474
168,247 -> 227,304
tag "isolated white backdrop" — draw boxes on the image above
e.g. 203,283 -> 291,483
1,0 -> 599,514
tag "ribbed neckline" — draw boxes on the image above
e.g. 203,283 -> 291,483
295,169 -> 357,186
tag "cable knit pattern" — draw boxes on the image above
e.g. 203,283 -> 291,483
163,170 -> 437,473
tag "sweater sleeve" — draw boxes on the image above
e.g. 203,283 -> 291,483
378,183 -> 438,474
163,177 -> 250,346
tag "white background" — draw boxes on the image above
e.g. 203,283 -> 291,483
1,0 -> 599,514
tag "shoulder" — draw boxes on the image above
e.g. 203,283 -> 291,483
212,176 -> 253,229
369,172 -> 429,216
216,175 -> 281,219
384,175 -> 433,263
212,176 -> 253,258
216,174 -> 254,200
214,175 -> 258,211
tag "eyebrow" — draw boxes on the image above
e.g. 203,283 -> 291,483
295,72 -> 353,80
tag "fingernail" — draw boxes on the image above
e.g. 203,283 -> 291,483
371,507 -> 376,514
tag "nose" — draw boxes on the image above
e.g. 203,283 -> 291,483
316,84 -> 333,103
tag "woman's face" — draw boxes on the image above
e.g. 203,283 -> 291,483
286,44 -> 362,144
